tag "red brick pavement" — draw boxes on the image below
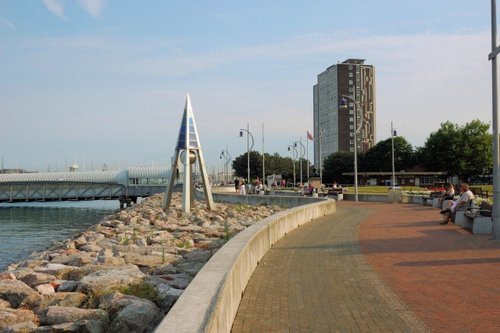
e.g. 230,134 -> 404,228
353,201 -> 500,333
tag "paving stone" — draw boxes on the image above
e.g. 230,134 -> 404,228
232,204 -> 429,333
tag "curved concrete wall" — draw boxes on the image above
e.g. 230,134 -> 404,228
154,199 -> 336,333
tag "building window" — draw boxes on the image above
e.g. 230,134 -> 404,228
349,72 -> 353,78
350,125 -> 354,130
350,147 -> 354,152
349,117 -> 354,122
349,110 -> 354,115
349,80 -> 353,85
350,132 -> 354,137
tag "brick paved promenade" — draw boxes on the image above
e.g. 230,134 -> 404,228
232,201 -> 500,333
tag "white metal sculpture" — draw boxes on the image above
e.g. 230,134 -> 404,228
163,94 -> 214,212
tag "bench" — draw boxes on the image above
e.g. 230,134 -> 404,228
469,187 -> 489,199
463,201 -> 493,234
450,199 -> 475,227
327,188 -> 344,200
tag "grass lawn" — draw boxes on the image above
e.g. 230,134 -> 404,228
342,186 -> 429,194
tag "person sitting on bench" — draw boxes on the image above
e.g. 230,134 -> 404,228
440,183 -> 474,224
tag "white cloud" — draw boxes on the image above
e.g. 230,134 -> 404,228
42,0 -> 67,21
0,18 -> 15,30
78,0 -> 104,17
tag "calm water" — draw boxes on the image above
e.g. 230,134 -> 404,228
0,201 -> 119,271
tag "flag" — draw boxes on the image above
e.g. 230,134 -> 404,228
307,130 -> 314,141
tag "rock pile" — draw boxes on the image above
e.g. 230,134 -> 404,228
0,193 -> 283,332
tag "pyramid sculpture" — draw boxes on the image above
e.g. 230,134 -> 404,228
163,95 -> 214,212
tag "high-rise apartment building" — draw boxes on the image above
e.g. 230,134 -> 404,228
313,59 -> 376,172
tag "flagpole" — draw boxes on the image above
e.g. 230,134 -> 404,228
306,132 -> 309,181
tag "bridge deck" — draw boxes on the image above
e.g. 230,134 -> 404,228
232,202 -> 500,333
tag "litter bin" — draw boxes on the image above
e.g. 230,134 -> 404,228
388,187 -> 402,203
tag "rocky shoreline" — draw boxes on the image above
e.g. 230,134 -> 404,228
0,193 -> 284,332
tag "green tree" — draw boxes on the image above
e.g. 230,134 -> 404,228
232,151 -> 262,181
420,121 -> 461,176
361,136 -> 415,172
232,152 -> 297,182
420,120 -> 492,182
322,151 -> 355,184
459,120 -> 492,180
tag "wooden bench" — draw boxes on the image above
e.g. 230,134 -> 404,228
464,201 -> 493,234
469,187 -> 489,199
326,188 -> 344,200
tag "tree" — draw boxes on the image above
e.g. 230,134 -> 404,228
232,151 -> 262,181
420,121 -> 461,176
231,152 -> 297,182
361,136 -> 415,172
322,151 -> 355,184
459,120 -> 492,181
420,120 -> 492,182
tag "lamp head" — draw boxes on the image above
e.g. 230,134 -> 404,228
294,142 -> 297,148
339,97 -> 348,109
239,130 -> 243,137
288,146 -> 291,151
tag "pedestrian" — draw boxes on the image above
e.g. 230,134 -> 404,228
234,178 -> 240,193
239,178 -> 246,195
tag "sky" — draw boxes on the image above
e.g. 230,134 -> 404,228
0,0 -> 494,173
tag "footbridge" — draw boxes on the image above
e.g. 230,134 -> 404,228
0,167 -> 170,207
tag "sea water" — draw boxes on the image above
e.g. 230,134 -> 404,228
0,200 -> 119,271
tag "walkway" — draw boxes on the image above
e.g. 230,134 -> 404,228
232,201 -> 500,333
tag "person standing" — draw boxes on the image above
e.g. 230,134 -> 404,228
239,178 -> 246,195
234,178 -> 240,193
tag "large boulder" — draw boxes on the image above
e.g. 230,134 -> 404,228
20,292 -> 87,317
1,320 -> 38,332
0,280 -> 37,308
44,319 -> 107,333
99,293 -> 163,333
57,281 -> 79,292
34,284 -> 55,296
50,253 -> 93,267
122,253 -> 172,271
0,299 -> 11,308
0,308 -> 38,330
0,273 -> 16,281
79,244 -> 102,253
21,272 -> 57,288
77,265 -> 145,294
44,306 -> 108,326
34,263 -> 83,280
50,292 -> 87,308
159,273 -> 192,290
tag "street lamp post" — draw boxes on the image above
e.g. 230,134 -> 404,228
340,95 -> 363,202
220,147 -> 231,185
239,124 -> 254,189
319,129 -> 323,180
219,152 -> 225,185
293,140 -> 306,186
262,123 -> 265,188
490,0 -> 500,239
391,122 -> 397,187
288,145 -> 298,187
